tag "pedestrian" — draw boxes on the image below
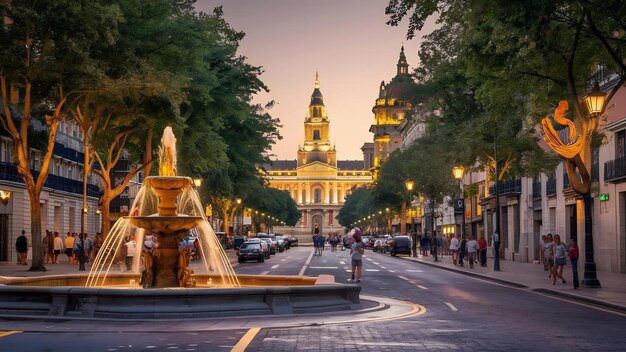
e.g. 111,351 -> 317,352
319,233 -> 325,253
83,233 -> 93,263
568,238 -> 580,289
552,234 -> 567,285
449,233 -> 459,265
478,235 -> 488,267
540,235 -> 547,271
43,230 -> 54,264
15,230 -> 28,265
458,235 -> 467,267
431,231 -> 440,262
53,232 -> 63,264
441,234 -> 448,256
350,229 -> 365,283
125,236 -> 137,271
312,232 -> 320,256
466,235 -> 478,269
74,233 -> 86,271
64,232 -> 75,264
420,233 -> 429,256
94,232 -> 103,258
411,231 -> 418,257
543,234 -> 554,279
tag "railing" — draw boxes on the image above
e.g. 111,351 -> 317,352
489,179 -> 521,195
546,178 -> 557,196
604,156 -> 626,183
53,142 -> 100,170
0,162 -> 100,197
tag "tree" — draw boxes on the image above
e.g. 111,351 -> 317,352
0,1 -> 121,270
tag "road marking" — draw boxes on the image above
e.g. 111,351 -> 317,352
406,269 -> 423,272
388,269 -> 395,273
260,270 -> 269,275
0,331 -> 21,338
271,264 -> 279,269
340,261 -> 346,265
398,276 -> 411,281
373,262 -> 380,265
365,269 -> 379,272
445,302 -> 458,311
380,266 -> 387,269
298,250 -> 315,276
232,327 -> 261,352
309,266 -> 338,269
417,285 -> 428,290
346,269 -> 352,272
281,259 -> 287,262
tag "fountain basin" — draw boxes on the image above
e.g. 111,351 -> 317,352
126,216 -> 203,235
0,274 -> 360,319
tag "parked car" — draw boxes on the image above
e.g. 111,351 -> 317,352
382,238 -> 392,254
373,238 -> 384,253
389,236 -> 412,256
237,241 -> 265,263
362,236 -> 374,249
275,235 -> 287,251
259,238 -> 276,255
246,238 -> 269,258
215,231 -> 229,248
232,236 -> 247,250
288,236 -> 298,247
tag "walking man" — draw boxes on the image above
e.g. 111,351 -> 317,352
431,231 -> 440,262
15,230 -> 28,265
478,235 -> 488,267
350,229 -> 365,283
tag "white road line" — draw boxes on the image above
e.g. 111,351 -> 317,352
380,266 -> 387,269
388,269 -> 395,273
365,269 -> 380,272
260,270 -> 269,275
298,251 -> 315,276
445,302 -> 458,311
343,266 -> 348,269
406,269 -> 423,272
281,259 -> 287,262
271,264 -> 279,269
345,269 -> 352,272
373,262 -> 380,265
417,285 -> 428,290
340,261 -> 346,265
398,276 -> 411,281
308,266 -> 338,269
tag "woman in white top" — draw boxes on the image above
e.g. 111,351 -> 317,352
449,234 -> 459,265
552,234 -> 567,285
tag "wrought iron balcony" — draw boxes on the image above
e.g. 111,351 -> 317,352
488,179 -> 522,196
0,162 -> 100,197
604,156 -> 626,183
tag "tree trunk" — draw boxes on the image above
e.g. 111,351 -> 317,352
101,192 -> 112,238
222,209 -> 229,234
143,129 -> 153,176
28,192 -> 45,271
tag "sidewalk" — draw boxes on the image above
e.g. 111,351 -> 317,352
0,249 -> 240,278
400,252 -> 626,313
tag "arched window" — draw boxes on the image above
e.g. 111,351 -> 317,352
314,189 -> 321,203
313,130 -> 321,140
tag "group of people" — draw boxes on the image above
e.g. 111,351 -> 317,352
312,229 -> 325,256
542,233 -> 579,288
413,232 -> 487,268
15,229 -> 104,268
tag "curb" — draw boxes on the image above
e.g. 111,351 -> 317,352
402,256 -> 626,313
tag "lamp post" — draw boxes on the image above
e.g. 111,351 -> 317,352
453,165 -> 465,239
493,134 -> 501,272
401,180 -> 414,235
235,198 -> 242,235
540,82 -> 606,287
193,175 -> 202,188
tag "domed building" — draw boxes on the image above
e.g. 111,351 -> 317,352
370,46 -> 416,180
263,73 -> 372,240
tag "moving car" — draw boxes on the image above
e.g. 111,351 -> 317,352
237,241 -> 265,263
389,235 -> 412,256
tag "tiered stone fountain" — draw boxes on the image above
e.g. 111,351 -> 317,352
0,127 -> 360,319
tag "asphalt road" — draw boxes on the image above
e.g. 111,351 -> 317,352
1,246 -> 625,351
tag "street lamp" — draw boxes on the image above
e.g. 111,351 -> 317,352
193,175 -> 202,188
541,83 -> 607,287
400,180 -> 414,235
235,198 -> 242,235
452,165 -> 465,238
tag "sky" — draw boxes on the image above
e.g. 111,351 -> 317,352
196,0 -> 434,160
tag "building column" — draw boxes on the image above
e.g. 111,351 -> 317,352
305,182 -> 310,204
333,182 -> 338,204
329,210 -> 333,227
297,184 -> 302,204
302,210 -> 307,227
325,181 -> 330,203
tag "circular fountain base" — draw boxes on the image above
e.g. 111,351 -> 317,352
0,274 -> 360,319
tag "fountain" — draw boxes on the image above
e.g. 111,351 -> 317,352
0,127 -> 360,319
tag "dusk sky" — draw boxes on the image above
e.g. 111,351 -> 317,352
197,1 -> 435,160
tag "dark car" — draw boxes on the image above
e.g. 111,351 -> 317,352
390,236 -> 412,256
232,236 -> 247,250
237,241 -> 265,263
288,236 -> 298,247
275,235 -> 289,250
259,237 -> 276,255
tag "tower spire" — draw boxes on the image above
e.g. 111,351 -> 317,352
397,46 -> 409,75
315,71 -> 320,88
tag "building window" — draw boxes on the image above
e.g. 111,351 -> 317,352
314,189 -> 321,203
313,130 -> 320,140
617,130 -> 625,158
